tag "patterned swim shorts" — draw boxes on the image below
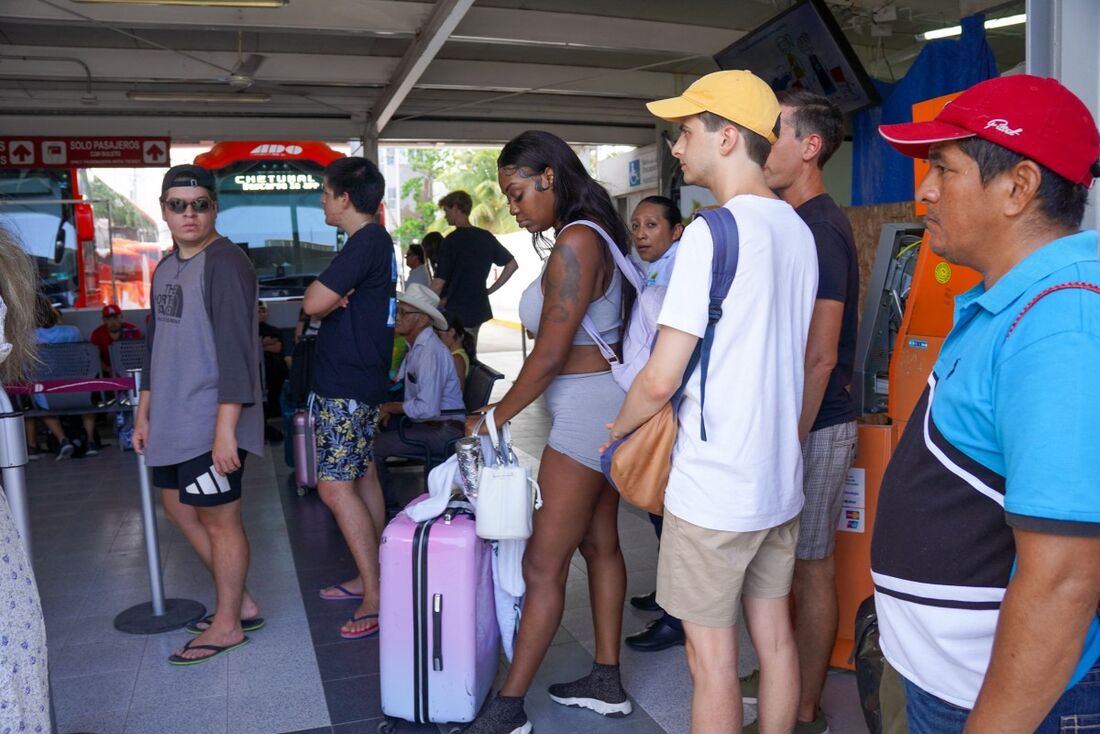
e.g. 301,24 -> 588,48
310,394 -> 381,483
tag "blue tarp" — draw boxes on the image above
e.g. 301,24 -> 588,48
852,15 -> 998,205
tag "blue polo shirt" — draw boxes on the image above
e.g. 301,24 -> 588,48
871,230 -> 1100,708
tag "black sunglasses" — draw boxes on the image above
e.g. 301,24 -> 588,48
164,197 -> 214,214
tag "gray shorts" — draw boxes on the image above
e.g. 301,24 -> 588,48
796,420 -> 858,560
544,370 -> 625,473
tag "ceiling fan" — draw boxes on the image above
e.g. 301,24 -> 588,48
223,32 -> 266,90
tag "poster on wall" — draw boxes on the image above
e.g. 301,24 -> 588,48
714,0 -> 880,114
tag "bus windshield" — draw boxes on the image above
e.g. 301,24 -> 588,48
211,159 -> 341,282
0,169 -> 79,306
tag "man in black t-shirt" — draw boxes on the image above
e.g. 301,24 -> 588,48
431,190 -> 517,353
303,156 -> 396,641
257,300 -> 288,423
752,91 -> 861,734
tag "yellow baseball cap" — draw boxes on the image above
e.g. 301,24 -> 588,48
647,70 -> 781,144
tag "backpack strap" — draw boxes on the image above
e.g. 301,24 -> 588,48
558,219 -> 642,365
1005,281 -> 1100,341
685,207 -> 740,441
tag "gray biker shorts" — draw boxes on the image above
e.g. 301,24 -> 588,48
544,370 -> 625,473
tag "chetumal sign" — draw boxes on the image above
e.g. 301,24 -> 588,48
0,136 -> 171,168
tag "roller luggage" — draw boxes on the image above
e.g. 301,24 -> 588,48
379,495 -> 499,725
292,409 -> 317,495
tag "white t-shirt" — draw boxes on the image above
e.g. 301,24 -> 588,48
658,195 -> 818,532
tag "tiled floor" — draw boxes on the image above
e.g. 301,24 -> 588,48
18,323 -> 869,734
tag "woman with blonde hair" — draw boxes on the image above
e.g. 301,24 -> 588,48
0,225 -> 51,733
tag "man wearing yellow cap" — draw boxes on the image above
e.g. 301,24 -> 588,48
608,70 -> 819,733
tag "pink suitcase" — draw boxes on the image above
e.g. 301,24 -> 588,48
292,409 -> 317,496
379,495 -> 500,725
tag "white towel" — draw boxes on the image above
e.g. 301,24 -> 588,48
405,443 -> 528,660
404,454 -> 460,522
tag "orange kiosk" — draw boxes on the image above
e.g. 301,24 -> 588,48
829,93 -> 982,668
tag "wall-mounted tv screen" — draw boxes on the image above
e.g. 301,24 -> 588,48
714,0 -> 880,114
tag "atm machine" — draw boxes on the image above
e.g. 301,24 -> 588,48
829,92 -> 981,669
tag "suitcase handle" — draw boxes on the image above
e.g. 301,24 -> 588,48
432,594 -> 443,671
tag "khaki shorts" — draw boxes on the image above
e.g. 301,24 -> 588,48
655,511 -> 800,628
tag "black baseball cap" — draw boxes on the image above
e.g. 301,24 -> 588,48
161,164 -> 217,197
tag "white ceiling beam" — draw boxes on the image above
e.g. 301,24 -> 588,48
0,0 -> 427,36
3,0 -> 739,57
370,0 -> 474,134
0,43 -> 398,86
417,60 -> 697,100
0,44 -> 694,99
0,88 -> 654,126
381,119 -> 653,146
453,6 -> 742,56
0,113 -> 652,146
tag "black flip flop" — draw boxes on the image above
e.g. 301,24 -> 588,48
168,636 -> 250,666
185,615 -> 266,635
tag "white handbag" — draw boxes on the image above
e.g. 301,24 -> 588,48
474,408 -> 542,541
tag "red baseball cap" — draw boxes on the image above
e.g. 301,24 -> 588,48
879,75 -> 1100,188
102,304 -> 122,318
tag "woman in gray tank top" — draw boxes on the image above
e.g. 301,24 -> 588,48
463,131 -> 637,734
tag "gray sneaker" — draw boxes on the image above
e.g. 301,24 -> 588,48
547,663 -> 632,718
56,438 -> 74,461
462,695 -> 532,734
740,669 -> 759,704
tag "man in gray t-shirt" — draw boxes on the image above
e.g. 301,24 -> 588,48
134,164 -> 264,666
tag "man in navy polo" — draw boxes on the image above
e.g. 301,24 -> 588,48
872,75 -> 1100,733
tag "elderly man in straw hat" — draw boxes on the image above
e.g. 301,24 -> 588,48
369,283 -> 466,507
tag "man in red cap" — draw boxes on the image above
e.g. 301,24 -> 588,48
871,74 -> 1100,733
89,303 -> 142,376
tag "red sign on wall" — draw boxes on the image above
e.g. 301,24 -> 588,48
0,136 -> 171,168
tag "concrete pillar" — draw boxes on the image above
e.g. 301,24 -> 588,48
1027,0 -> 1100,232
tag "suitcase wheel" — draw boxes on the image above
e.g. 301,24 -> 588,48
376,720 -> 396,734
297,485 -> 307,497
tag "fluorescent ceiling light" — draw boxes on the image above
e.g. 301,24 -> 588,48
127,91 -> 270,103
75,0 -> 287,7
916,13 -> 1026,41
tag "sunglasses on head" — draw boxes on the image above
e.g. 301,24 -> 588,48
164,197 -> 214,214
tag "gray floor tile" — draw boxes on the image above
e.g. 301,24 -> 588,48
558,607 -> 595,647
36,568 -> 101,599
39,590 -> 88,620
59,706 -> 129,734
131,634 -> 229,706
64,613 -> 145,648
619,645 -> 693,734
53,668 -> 139,727
226,636 -> 323,699
43,610 -> 78,649
124,694 -> 228,734
51,637 -> 147,680
79,586 -> 158,617
228,688 -> 331,734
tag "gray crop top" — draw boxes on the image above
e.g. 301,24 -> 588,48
517,221 -> 624,346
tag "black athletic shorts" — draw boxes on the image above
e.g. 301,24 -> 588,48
151,449 -> 247,507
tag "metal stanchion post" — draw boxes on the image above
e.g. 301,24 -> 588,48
0,387 -> 30,562
114,369 -> 205,634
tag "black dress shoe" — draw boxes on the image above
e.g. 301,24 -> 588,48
625,617 -> 685,652
629,590 -> 661,612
